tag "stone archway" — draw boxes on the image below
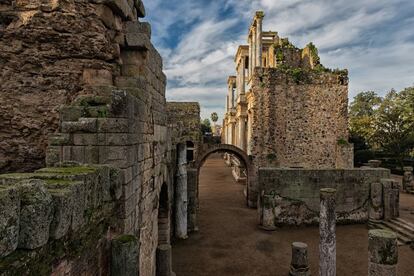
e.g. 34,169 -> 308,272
186,144 -> 257,232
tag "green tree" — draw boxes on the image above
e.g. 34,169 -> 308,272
372,88 -> 414,168
349,91 -> 382,148
210,112 -> 219,125
200,118 -> 212,135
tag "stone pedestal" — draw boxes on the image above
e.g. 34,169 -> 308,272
289,242 -> 311,276
368,229 -> 398,276
156,244 -> 174,276
260,194 -> 276,231
369,182 -> 383,221
403,166 -> 413,192
319,188 -> 336,276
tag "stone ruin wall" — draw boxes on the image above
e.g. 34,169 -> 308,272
250,67 -> 353,169
258,168 -> 396,226
166,102 -> 202,154
0,0 -> 149,173
0,0 -> 178,275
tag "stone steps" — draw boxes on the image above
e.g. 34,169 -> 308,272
368,218 -> 414,246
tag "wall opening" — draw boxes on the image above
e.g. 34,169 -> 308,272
158,182 -> 169,245
186,141 -> 194,162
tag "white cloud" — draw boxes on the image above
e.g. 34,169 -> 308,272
145,0 -> 414,120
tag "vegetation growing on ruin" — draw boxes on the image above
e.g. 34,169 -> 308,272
275,48 -> 284,63
337,138 -> 349,145
306,42 -> 320,64
115,234 -> 138,243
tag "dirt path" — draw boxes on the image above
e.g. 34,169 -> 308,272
172,156 -> 414,276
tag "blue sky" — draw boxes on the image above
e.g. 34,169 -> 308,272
145,0 -> 414,120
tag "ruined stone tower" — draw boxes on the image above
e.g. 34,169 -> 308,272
223,11 -> 354,169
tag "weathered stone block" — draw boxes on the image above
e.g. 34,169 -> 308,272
49,188 -> 73,239
125,33 -> 151,50
61,118 -> 98,133
111,235 -> 139,276
0,186 -> 20,257
124,21 -> 151,37
49,133 -> 71,146
104,0 -> 134,20
83,69 -> 113,86
59,106 -> 83,122
97,118 -> 129,133
18,180 -> 53,249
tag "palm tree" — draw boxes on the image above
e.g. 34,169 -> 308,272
211,112 -> 218,125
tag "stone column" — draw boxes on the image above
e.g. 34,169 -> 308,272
290,242 -> 311,276
187,168 -> 198,232
368,229 -> 398,276
260,194 -> 276,230
156,244 -> 173,276
241,57 -> 246,94
403,166 -> 413,192
175,144 -> 188,239
319,188 -> 336,276
252,27 -> 256,72
256,17 -> 263,67
248,35 -> 252,79
238,116 -> 246,151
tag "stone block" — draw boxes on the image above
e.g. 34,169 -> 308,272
84,146 -> 100,164
125,33 -> 151,50
111,235 -> 139,276
97,118 -> 129,133
96,4 -> 123,31
70,181 -> 87,231
124,21 -> 151,37
368,229 -> 398,276
18,179 -> 53,249
83,69 -> 113,86
49,188 -> 73,239
0,186 -> 20,257
105,0 -> 134,20
110,167 -> 123,201
46,146 -> 61,167
61,118 -> 98,133
59,106 -> 83,122
114,75 -> 148,90
134,0 -> 145,17
49,133 -> 71,146
73,133 -> 98,146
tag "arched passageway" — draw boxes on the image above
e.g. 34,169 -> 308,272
186,144 -> 257,233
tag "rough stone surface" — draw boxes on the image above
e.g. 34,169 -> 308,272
0,186 -> 20,257
368,229 -> 398,276
18,179 -> 53,249
258,168 -> 390,225
111,235 -> 139,276
156,244 -> 173,276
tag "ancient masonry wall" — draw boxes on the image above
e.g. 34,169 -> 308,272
250,67 -> 353,169
0,0 -> 175,275
258,168 -> 392,226
0,0 -> 146,173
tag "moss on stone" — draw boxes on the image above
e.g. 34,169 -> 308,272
36,166 -> 96,175
114,234 -> 137,244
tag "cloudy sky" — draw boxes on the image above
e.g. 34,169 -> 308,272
145,0 -> 414,120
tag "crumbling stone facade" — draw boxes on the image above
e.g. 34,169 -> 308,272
222,11 -> 353,170
0,1 -> 202,275
0,0 -> 150,173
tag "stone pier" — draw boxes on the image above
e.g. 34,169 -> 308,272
368,229 -> 398,276
319,188 -> 336,276
289,242 -> 311,276
111,235 -> 139,276
175,144 -> 188,239
156,245 -> 174,276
